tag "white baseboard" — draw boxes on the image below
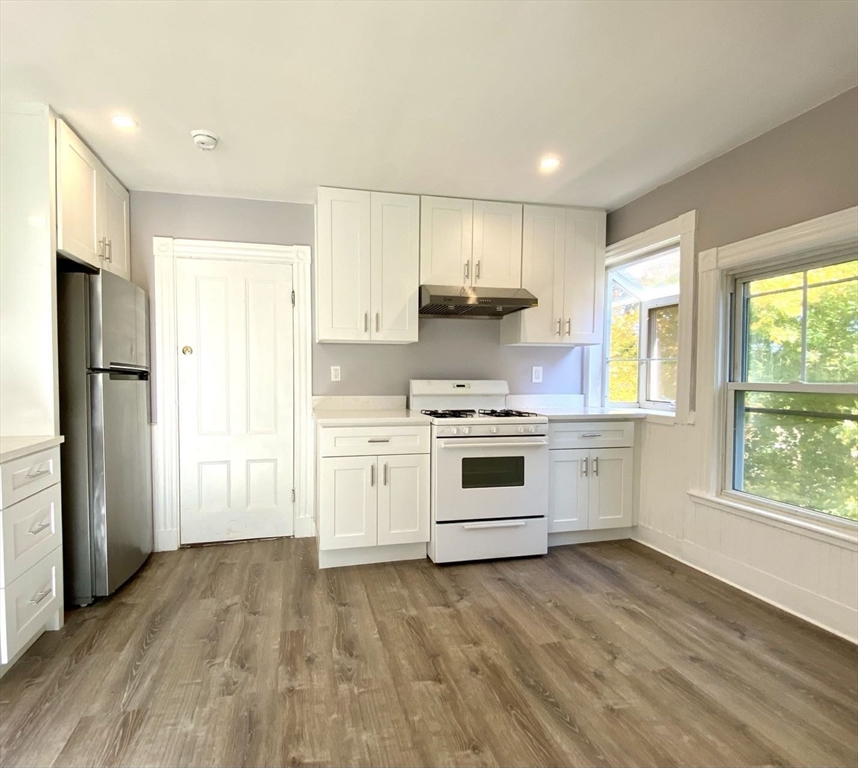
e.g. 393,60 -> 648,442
548,527 -> 633,547
318,542 -> 427,569
154,528 -> 179,552
294,516 -> 315,538
633,526 -> 858,644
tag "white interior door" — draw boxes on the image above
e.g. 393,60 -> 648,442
177,257 -> 294,544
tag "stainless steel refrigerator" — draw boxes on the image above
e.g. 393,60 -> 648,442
57,269 -> 153,606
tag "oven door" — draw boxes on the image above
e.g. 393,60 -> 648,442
434,436 -> 549,522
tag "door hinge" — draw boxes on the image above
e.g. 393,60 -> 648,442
291,488 -> 296,503
291,290 -> 296,307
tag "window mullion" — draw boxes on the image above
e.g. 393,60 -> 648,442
800,270 -> 809,382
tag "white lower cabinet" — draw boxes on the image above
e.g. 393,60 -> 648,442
0,443 -> 64,670
317,425 -> 430,564
548,421 -> 635,535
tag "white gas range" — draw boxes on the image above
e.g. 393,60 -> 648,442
408,380 -> 549,564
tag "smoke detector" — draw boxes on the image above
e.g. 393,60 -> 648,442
191,130 -> 219,151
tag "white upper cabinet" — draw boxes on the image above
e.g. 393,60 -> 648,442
101,169 -> 131,280
419,196 -> 473,285
371,192 -> 419,343
316,187 -> 418,344
564,208 -> 606,345
316,187 -> 372,342
57,119 -> 131,279
57,120 -> 100,269
472,201 -> 523,289
501,205 -> 605,346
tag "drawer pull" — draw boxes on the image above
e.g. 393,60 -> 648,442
29,587 -> 52,605
367,438 -> 390,443
462,521 -> 526,530
581,433 -> 602,438
27,521 -> 51,536
25,467 -> 51,481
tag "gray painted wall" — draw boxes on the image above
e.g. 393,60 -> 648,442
130,191 -> 583,397
607,87 -> 858,250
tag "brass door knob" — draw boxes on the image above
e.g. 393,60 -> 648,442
182,346 -> 193,355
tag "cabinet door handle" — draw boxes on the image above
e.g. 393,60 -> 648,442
29,587 -> 52,606
375,312 -> 380,332
98,238 -> 107,259
464,261 -> 470,281
556,318 -> 562,335
383,463 -> 388,486
106,239 -> 113,263
566,318 -> 571,336
27,521 -> 51,536
593,457 -> 599,477
370,464 -> 375,487
475,260 -> 481,280
582,457 -> 588,477
364,312 -> 368,332
367,438 -> 390,443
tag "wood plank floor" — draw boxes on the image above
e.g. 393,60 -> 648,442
0,538 -> 856,767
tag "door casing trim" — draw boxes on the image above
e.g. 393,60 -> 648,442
151,237 -> 314,550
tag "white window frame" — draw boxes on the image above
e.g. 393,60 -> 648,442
693,206 -> 858,542
587,210 -> 697,424
725,254 -> 858,522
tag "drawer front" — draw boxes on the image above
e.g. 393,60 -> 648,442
0,484 -> 63,588
549,421 -> 634,450
431,517 -> 547,564
319,426 -> 430,457
0,447 -> 61,510
0,547 -> 63,664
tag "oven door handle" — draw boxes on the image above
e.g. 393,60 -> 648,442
438,439 -> 548,449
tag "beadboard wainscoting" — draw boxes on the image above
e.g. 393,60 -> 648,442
635,403 -> 858,642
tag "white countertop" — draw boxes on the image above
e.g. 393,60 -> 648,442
313,409 -> 431,427
0,435 -> 65,463
531,407 -> 649,421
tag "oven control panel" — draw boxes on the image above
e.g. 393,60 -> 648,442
434,423 -> 547,438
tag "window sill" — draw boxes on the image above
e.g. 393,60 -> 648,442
688,490 -> 858,550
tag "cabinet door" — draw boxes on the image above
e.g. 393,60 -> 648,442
588,448 -> 633,529
563,209 -> 606,345
548,449 -> 589,532
56,120 -> 101,268
316,188 -> 371,342
419,196 -> 473,285
370,192 -> 419,343
101,168 -> 131,279
377,453 -> 429,546
501,206 -> 566,344
319,456 -> 378,550
472,200 -> 522,289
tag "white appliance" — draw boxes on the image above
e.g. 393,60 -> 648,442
408,380 -> 549,563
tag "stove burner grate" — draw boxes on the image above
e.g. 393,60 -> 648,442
420,409 -> 477,419
477,409 -> 539,418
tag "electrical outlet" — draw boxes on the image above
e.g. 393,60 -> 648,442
330,366 -> 341,382
532,366 -> 543,384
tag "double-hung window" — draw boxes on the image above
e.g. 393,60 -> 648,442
606,247 -> 680,410
728,255 -> 858,521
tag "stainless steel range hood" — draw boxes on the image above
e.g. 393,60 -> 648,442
419,285 -> 538,317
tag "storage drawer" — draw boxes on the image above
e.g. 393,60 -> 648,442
0,447 -> 61,510
0,546 -> 63,663
319,425 -> 430,457
431,517 -> 547,564
549,421 -> 634,450
0,484 -> 62,588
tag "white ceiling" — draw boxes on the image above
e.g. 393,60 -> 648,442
1,1 -> 856,209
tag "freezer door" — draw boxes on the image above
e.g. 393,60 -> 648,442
90,270 -> 149,370
90,372 -> 153,596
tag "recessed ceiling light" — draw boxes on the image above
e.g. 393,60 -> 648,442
112,115 -> 138,130
539,155 -> 561,174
